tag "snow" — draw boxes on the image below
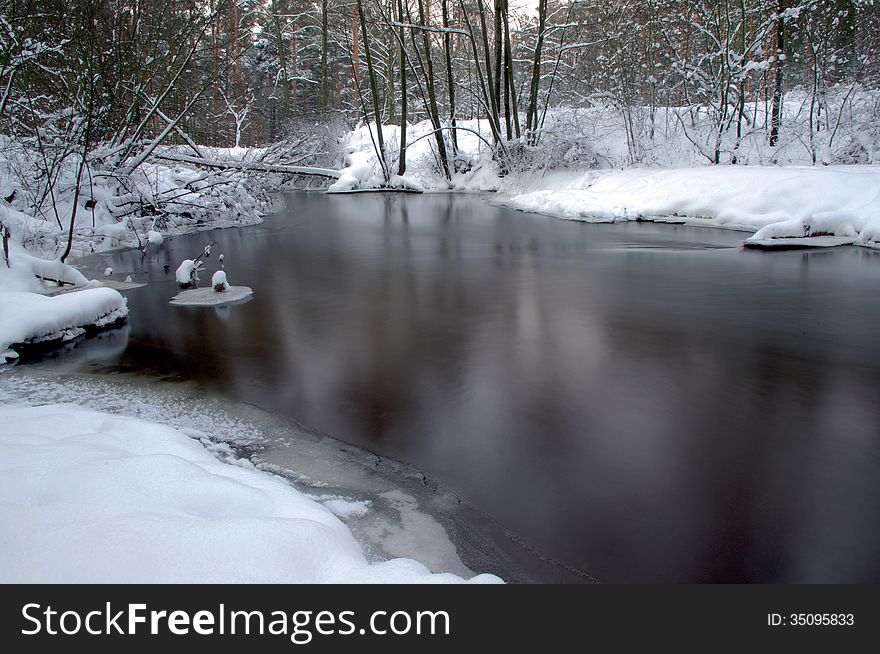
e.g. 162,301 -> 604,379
743,235 -> 856,250
0,287 -> 128,361
0,404 -> 501,584
175,258 -> 202,285
170,285 -> 253,306
3,240 -> 90,287
1,241 -> 128,362
327,89 -> 879,249
0,138 -> 275,261
327,148 -> 374,193
321,498 -> 371,520
500,165 -> 880,248
211,270 -> 228,291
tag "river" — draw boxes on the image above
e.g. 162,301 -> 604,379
22,192 -> 880,582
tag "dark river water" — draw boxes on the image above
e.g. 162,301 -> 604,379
70,192 -> 880,582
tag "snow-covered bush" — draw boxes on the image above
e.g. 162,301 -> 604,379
175,259 -> 203,288
211,270 -> 228,292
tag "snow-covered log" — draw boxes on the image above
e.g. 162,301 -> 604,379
0,288 -> 128,361
151,153 -> 342,179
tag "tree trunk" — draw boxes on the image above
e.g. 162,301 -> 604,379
417,0 -> 451,179
442,0 -> 458,161
321,0 -> 329,111
271,0 -> 290,128
457,0 -> 504,147
502,3 -> 520,138
476,0 -> 499,138
397,0 -> 408,176
356,0 -> 388,179
769,0 -> 785,147
525,0 -> 547,145
493,0 -> 502,122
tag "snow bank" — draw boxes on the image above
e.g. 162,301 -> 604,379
502,165 -> 880,247
329,120 -> 502,192
0,223 -> 127,361
0,404 -> 500,583
331,88 -> 880,196
1,235 -> 89,288
0,287 -> 128,361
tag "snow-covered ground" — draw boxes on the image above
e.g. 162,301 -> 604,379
4,87 -> 877,261
500,165 -> 880,249
0,401 -> 501,583
0,367 -> 510,581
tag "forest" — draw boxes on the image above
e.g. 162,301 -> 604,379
1,0 -> 879,260
4,1 -> 879,150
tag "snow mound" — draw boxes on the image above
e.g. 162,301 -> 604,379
170,285 -> 253,306
211,270 -> 228,291
0,404 -> 501,583
3,240 -> 89,287
175,259 -> 203,286
0,287 -> 128,361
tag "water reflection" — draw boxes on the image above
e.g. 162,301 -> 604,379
81,193 -> 880,582
15,324 -> 130,371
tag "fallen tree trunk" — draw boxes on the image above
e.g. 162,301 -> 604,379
152,153 -> 342,179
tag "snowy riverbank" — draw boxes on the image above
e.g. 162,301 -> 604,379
332,116 -> 880,248
0,402 -> 501,583
0,239 -> 128,362
329,93 -> 880,249
500,165 -> 880,249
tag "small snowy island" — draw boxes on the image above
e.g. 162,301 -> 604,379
171,285 -> 254,306
170,268 -> 253,306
